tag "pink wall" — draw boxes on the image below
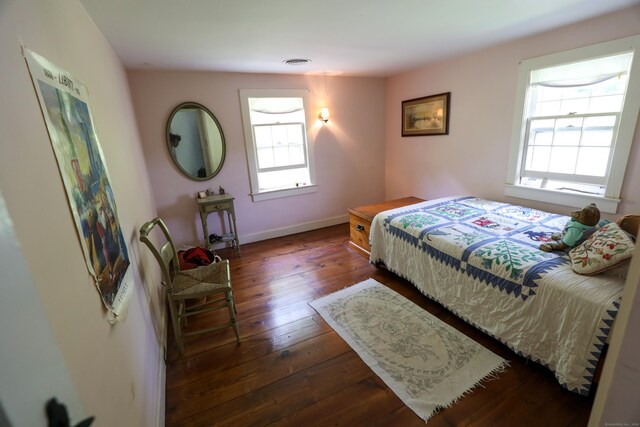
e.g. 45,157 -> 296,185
385,6 -> 640,218
128,71 -> 386,247
0,0 -> 163,424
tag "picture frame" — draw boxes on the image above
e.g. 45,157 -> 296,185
402,92 -> 450,136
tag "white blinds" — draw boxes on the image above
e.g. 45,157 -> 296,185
531,52 -> 633,87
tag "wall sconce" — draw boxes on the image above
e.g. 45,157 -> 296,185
318,107 -> 330,124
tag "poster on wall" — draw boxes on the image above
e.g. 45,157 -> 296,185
23,48 -> 133,323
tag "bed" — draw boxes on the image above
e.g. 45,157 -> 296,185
369,196 -> 628,395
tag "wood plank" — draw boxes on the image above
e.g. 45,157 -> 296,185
467,373 -> 594,427
166,314 -> 332,390
179,352 -> 377,427
270,375 -> 411,427
165,331 -> 351,425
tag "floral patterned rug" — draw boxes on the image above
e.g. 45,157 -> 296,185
310,279 -> 508,422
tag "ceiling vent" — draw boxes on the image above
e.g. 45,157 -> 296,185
283,58 -> 311,65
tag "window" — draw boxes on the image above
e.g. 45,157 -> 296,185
239,89 -> 317,201
505,35 -> 640,213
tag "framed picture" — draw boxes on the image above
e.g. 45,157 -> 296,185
24,49 -> 133,321
402,92 -> 450,136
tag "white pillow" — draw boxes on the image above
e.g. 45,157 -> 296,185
569,222 -> 635,275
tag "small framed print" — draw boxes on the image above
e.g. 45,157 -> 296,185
197,191 -> 207,198
402,92 -> 450,136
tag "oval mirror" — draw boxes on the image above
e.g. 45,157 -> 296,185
166,102 -> 226,181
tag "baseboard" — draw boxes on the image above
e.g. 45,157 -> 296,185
155,294 -> 167,427
207,214 -> 349,249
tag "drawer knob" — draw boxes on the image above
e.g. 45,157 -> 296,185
355,224 -> 365,231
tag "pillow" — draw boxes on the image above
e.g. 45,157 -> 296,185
569,222 -> 635,275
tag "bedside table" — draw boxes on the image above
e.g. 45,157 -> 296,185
348,197 -> 424,257
196,193 -> 240,256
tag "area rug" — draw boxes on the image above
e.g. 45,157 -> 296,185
309,279 -> 508,422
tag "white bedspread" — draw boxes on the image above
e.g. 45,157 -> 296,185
369,196 -> 624,394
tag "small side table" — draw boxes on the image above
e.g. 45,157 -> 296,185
196,193 -> 240,256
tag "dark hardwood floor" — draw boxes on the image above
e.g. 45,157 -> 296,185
165,223 -> 595,426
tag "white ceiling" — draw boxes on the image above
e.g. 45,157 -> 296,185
80,0 -> 639,77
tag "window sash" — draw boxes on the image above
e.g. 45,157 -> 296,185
253,122 -> 308,173
520,111 -> 620,185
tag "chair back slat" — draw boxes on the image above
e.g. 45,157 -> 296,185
139,217 -> 179,291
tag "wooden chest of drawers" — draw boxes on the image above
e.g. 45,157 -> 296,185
348,197 -> 424,257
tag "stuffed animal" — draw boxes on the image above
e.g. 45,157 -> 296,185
540,203 -> 600,252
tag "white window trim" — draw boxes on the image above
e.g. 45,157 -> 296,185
248,184 -> 318,202
505,35 -> 640,214
239,88 -> 317,202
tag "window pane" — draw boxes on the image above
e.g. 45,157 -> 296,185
582,116 -> 615,147
290,146 -> 304,164
530,118 -> 554,132
273,146 -> 290,167
537,86 -> 562,101
257,147 -> 274,169
559,98 -> 589,115
530,130 -> 553,146
287,124 -> 303,145
575,147 -> 609,176
589,95 -> 624,113
536,101 -> 560,116
584,115 -> 616,128
554,128 -> 581,146
529,119 -> 554,145
527,146 -> 551,171
271,125 -> 287,145
254,126 -> 272,148
549,147 -> 578,174
582,129 -> 614,147
554,118 -> 582,147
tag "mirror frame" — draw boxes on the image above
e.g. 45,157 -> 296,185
166,102 -> 226,181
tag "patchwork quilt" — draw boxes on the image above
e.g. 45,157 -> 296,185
369,196 -> 625,394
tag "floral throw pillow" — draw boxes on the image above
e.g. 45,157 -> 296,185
569,222 -> 635,275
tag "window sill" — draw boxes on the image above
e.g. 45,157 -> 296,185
251,184 -> 318,202
503,184 -> 620,214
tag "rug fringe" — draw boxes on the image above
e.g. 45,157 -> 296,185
431,361 -> 511,417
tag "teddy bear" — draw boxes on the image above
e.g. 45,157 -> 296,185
539,203 -> 600,252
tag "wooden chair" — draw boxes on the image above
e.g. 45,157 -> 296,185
139,217 -> 240,354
